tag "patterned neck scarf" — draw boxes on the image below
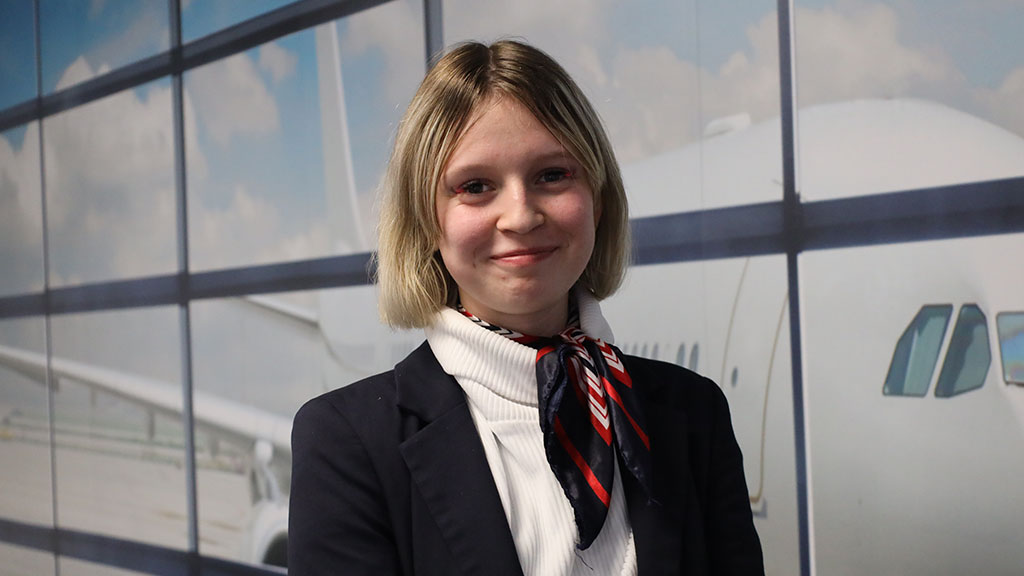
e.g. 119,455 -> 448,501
457,302 -> 653,549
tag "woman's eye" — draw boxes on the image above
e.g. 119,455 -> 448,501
538,169 -> 573,184
453,180 -> 490,195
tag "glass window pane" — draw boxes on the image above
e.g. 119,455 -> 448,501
934,305 -> 989,397
603,255 -> 799,575
801,234 -> 1024,575
0,0 -> 36,109
0,123 -> 44,296
58,557 -> 151,576
49,307 -> 187,550
0,317 -> 52,526
44,80 -> 176,286
883,305 -> 952,397
997,312 -> 1024,385
0,543 -> 54,576
40,0 -> 169,94
444,0 -> 780,215
794,1 -> 1024,200
185,1 -> 424,271
182,0 -> 297,43
190,286 -> 420,567
696,0 -> 781,210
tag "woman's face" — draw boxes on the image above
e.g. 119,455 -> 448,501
435,97 -> 599,335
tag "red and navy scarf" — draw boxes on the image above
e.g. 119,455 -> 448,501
458,303 -> 653,549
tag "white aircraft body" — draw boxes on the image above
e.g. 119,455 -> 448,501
2,21 -> 1023,574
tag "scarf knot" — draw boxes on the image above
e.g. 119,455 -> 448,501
458,305 -> 653,549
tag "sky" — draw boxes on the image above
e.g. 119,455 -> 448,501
2,0 -> 1024,293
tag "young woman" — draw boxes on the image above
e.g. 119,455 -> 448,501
289,40 -> 763,575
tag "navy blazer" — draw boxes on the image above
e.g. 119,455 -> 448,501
289,341 -> 763,575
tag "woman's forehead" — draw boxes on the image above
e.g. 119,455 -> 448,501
445,97 -> 574,170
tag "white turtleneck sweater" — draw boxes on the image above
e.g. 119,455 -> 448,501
424,291 -> 637,576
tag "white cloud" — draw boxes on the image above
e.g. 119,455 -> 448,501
187,52 -> 280,147
338,0 -> 425,103
601,46 -> 703,161
259,42 -> 298,84
0,124 -> 45,294
976,66 -> 1024,137
189,185 -> 330,270
793,3 -> 959,106
33,56 -> 213,283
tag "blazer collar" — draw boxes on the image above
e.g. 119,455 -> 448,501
395,342 -> 525,576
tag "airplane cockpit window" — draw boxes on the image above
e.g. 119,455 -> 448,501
935,305 -> 990,397
884,305 -> 953,396
996,312 -> 1024,386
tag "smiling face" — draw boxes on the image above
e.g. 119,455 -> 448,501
435,96 -> 599,336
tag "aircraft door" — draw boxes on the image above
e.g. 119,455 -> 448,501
709,257 -> 789,507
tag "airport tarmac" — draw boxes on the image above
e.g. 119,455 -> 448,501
0,413 -> 261,570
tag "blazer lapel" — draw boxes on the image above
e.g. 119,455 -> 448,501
626,398 -> 692,575
396,343 -> 524,576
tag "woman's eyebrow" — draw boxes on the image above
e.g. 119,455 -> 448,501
445,148 -> 576,175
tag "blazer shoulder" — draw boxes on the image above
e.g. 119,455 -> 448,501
621,354 -> 726,408
292,369 -> 401,450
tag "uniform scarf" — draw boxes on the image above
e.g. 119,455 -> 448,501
457,303 -> 653,549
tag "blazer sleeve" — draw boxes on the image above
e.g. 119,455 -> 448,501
288,395 -> 402,575
705,381 -> 765,574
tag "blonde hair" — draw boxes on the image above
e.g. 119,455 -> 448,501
376,40 -> 629,328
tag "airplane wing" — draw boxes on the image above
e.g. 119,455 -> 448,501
0,343 -> 292,456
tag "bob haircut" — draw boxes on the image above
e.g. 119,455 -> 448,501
376,40 -> 630,329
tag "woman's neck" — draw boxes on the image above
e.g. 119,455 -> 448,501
460,295 -> 569,337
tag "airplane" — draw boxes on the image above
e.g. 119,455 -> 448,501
2,20 -> 1023,575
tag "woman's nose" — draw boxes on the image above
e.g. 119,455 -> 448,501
495,183 -> 544,234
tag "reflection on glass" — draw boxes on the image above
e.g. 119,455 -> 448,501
44,80 -> 176,286
49,307 -> 187,550
0,318 -> 51,526
445,0 -> 780,215
801,234 -> 1024,575
794,0 -> 1024,199
0,0 -> 36,110
997,313 -> 1024,385
186,1 -> 424,271
40,0 -> 169,94
0,123 -> 44,296
935,305 -> 990,397
603,255 -> 799,575
190,286 -> 420,566
182,0 -> 297,43
0,543 -> 54,576
883,305 -> 951,397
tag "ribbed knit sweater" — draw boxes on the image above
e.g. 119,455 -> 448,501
424,291 -> 637,576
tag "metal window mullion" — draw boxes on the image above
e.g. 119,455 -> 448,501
423,0 -> 443,70
777,1 -> 813,576
168,0 -> 200,559
34,0 -> 62,572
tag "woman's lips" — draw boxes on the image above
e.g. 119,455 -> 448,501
491,246 -> 557,265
